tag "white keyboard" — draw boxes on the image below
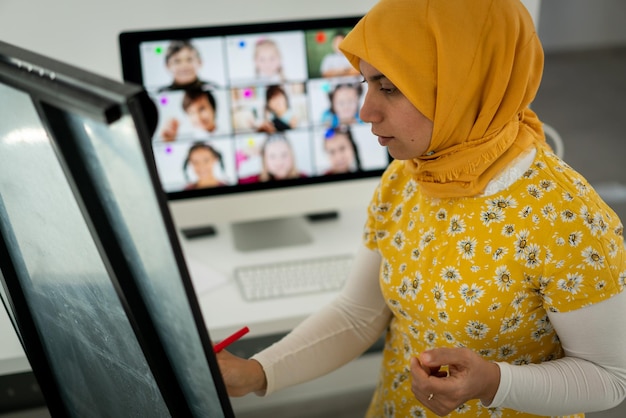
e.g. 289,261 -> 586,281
234,254 -> 354,301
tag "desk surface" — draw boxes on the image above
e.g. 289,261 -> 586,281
187,208 -> 367,340
0,208 -> 367,375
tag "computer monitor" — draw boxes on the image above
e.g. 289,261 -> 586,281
119,17 -> 389,251
0,40 -> 234,417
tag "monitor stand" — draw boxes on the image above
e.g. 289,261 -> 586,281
230,215 -> 313,252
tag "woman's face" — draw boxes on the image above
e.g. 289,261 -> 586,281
359,60 -> 433,160
189,148 -> 217,180
167,47 -> 201,85
264,140 -> 293,179
186,96 -> 216,132
325,133 -> 355,173
332,86 -> 359,122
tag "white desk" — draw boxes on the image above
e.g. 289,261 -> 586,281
186,208 -> 367,341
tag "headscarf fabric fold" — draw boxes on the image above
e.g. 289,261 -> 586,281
340,0 -> 548,198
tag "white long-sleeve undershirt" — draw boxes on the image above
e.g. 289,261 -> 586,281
490,288 -> 626,415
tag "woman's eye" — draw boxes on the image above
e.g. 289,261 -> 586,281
379,86 -> 396,94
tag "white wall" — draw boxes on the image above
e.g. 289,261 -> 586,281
0,0 -> 547,82
0,0 -> 378,81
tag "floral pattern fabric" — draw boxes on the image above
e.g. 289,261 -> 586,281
363,147 -> 626,418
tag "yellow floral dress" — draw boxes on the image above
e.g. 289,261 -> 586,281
363,147 -> 626,418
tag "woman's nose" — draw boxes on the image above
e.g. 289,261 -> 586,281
358,89 -> 381,124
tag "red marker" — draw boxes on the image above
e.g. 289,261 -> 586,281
213,326 -> 250,353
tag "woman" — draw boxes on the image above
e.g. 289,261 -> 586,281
217,1 -> 626,416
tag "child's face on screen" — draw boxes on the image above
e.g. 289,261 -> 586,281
325,132 -> 355,173
255,43 -> 282,77
267,92 -> 288,116
331,34 -> 345,52
332,86 -> 360,122
189,148 -> 218,181
264,140 -> 293,179
186,96 -> 216,132
167,47 -> 202,85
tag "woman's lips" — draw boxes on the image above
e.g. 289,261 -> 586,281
377,135 -> 393,146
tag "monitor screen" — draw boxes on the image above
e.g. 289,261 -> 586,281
119,17 -> 389,244
0,40 -> 234,417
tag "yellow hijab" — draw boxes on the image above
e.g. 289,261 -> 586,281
340,0 -> 548,198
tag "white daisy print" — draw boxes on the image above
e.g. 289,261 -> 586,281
419,228 -> 436,249
494,266 -> 514,291
501,224 -> 515,236
560,208 -> 576,222
523,167 -> 538,179
519,206 -> 532,219
403,179 -> 417,200
562,191 -> 574,201
497,344 -> 517,359
500,312 -> 523,333
541,203 -> 557,221
432,283 -> 448,309
409,405 -> 427,418
376,230 -> 390,241
381,260 -> 392,284
465,320 -> 489,340
448,215 -> 466,235
441,266 -> 461,282
539,179 -> 556,192
514,230 -> 530,260
568,231 -> 583,247
489,195 -> 517,210
392,204 -> 403,222
531,316 -> 553,341
392,230 -> 405,250
408,272 -> 423,297
513,354 -> 533,365
574,179 -> 589,196
557,272 -> 583,294
527,184 -> 543,199
457,237 -> 478,260
582,246 -> 605,270
492,247 -> 508,261
524,243 -> 541,268
618,271 -> 626,290
459,283 -> 484,306
481,208 -> 504,226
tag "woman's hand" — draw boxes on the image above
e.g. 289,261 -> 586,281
216,350 -> 267,397
410,347 -> 501,416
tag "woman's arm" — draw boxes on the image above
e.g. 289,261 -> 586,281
491,289 -> 626,415
250,244 -> 391,395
